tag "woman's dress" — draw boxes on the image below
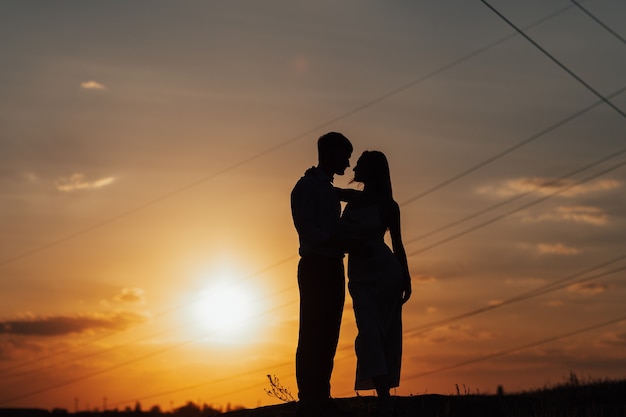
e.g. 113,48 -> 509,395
341,202 -> 404,391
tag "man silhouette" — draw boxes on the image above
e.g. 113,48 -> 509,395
290,132 -> 353,416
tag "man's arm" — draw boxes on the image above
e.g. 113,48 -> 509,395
335,187 -> 361,202
291,181 -> 332,247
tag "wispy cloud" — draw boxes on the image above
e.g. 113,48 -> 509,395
0,337 -> 46,360
0,312 -> 147,336
504,277 -> 546,287
537,243 -> 581,255
420,324 -> 498,344
523,206 -> 609,226
413,274 -> 438,284
478,177 -> 621,198
599,331 -> 626,347
114,288 -> 146,305
55,173 -> 115,192
567,282 -> 608,295
80,80 -> 106,90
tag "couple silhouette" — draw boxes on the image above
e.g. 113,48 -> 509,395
291,132 -> 412,417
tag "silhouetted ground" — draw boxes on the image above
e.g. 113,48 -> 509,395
225,378 -> 626,417
2,379 -> 625,417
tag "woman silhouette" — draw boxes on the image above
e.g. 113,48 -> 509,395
338,150 -> 412,416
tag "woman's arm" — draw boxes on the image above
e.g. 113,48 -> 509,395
335,187 -> 361,202
388,200 -> 412,304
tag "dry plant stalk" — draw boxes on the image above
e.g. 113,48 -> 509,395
264,374 -> 296,403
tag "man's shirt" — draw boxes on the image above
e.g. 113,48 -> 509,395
291,167 -> 343,258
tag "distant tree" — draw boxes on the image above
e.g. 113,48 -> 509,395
149,404 -> 162,415
134,401 -> 142,413
174,401 -> 201,417
202,403 -> 222,416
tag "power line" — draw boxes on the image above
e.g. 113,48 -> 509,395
0,254 -> 298,375
4,138 -> 618,380
403,313 -> 626,382
7,252 -> 623,406
0,338 -> 203,406
0,1 -> 592,379
0,329 -> 121,375
0,287 -> 302,382
13,87 -> 626,372
399,86 -> 626,208
74,146 -> 626,404
86,167 -> 626,406
571,0 -> 626,43
44,240 -> 626,408
108,349 -> 361,409
3,2 -> 622,405
4,138 -> 623,404
407,157 -> 626,258
107,361 -> 295,409
1,314 -> 211,380
403,145 -> 626,246
100,253 -> 626,408
6,84 -> 623,377
404,261 -> 626,339
111,308 -> 626,407
481,0 -> 626,118
9,79 -> 618,377
4,137 -> 623,398
0,3 -> 581,268
7,223 -> 623,398
0,298 -> 297,406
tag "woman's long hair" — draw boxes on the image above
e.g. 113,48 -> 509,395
356,150 -> 393,198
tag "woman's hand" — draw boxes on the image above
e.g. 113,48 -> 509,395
401,276 -> 412,304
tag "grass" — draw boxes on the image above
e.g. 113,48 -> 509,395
1,375 -> 624,416
224,374 -> 626,417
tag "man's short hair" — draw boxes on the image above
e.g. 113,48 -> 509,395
317,132 -> 352,157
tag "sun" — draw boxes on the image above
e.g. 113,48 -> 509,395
193,280 -> 258,342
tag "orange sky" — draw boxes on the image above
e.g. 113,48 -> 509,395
1,0 -> 625,412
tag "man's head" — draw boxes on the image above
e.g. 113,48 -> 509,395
317,132 -> 353,176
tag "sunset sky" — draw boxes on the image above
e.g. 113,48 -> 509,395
1,0 -> 625,412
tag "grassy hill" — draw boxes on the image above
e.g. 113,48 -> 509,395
1,377 -> 624,417
225,377 -> 626,417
